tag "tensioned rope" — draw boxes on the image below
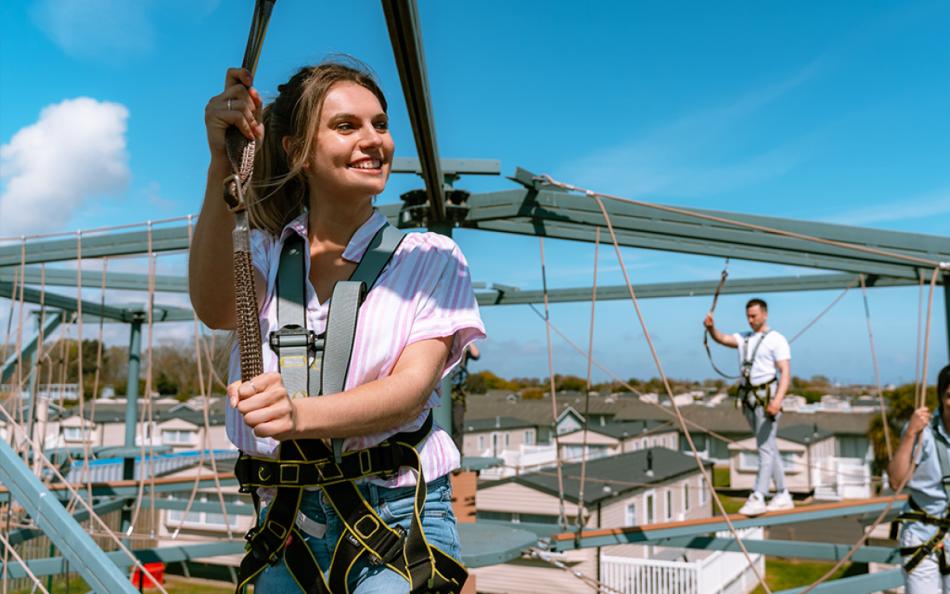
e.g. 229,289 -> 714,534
782,265 -> 941,594
787,278 -> 859,344
539,237 -> 569,529
171,216 -> 235,540
127,223 -> 159,536
529,548 -> 624,594
859,274 -> 891,458
539,177 -> 944,592
524,303 -> 882,481
575,227 -> 599,542
539,175 -> 944,269
0,530 -> 50,594
585,189 -> 772,593
703,259 -> 737,380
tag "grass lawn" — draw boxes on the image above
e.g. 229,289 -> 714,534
716,495 -> 746,514
713,466 -> 730,488
751,558 -> 852,593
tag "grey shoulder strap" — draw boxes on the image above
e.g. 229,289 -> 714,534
274,234 -> 314,400
349,222 -> 406,288
931,415 -> 950,502
274,222 -> 405,462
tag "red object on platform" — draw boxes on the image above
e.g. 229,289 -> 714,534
131,562 -> 165,589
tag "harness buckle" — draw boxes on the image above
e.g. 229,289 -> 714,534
279,463 -> 300,485
316,459 -> 344,482
269,325 -> 319,353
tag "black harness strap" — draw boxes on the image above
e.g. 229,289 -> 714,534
735,331 -> 775,413
897,414 -> 950,575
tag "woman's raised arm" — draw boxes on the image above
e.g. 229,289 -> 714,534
189,68 -> 264,329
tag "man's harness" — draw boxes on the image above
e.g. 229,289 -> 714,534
234,223 -> 468,593
735,331 -> 776,413
896,414 -> 950,575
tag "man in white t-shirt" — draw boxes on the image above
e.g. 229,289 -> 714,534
704,298 -> 792,516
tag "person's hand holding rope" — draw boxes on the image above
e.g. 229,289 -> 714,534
204,67 -> 264,159
229,372 -> 298,439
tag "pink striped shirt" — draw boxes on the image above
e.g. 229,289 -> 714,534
226,210 -> 485,487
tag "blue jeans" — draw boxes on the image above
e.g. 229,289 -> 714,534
254,475 -> 461,593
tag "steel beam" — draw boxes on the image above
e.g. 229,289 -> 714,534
381,0 -> 446,221
0,280 -> 193,322
472,217 -> 934,280
392,157 -> 501,177
474,273 -> 917,307
37,475 -> 241,500
652,534 -> 900,564
459,186 -> 950,279
0,311 -> 62,384
547,496 -> 904,552
0,267 -> 188,293
0,437 -> 137,592
0,226 -> 189,267
3,541 -> 246,579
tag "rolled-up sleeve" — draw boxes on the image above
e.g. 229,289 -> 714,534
406,238 -> 486,379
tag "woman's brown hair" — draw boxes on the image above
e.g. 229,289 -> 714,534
248,58 -> 387,235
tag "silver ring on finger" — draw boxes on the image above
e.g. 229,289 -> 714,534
227,98 -> 232,111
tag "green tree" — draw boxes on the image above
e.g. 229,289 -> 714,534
869,383 -> 936,476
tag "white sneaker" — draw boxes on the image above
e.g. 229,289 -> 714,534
738,493 -> 767,516
766,491 -> 794,512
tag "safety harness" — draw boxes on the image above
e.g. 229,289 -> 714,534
233,223 -> 468,593
896,414 -> 950,575
735,331 -> 776,412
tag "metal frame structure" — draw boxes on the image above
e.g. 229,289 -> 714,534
1,1 -> 949,592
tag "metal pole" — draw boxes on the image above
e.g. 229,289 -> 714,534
121,319 -> 142,533
0,437 -> 137,593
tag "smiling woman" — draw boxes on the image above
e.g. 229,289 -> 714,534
187,58 -> 484,594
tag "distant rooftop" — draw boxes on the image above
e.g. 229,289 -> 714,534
495,447 -> 712,505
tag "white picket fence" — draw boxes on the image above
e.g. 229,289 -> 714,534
600,528 -> 764,594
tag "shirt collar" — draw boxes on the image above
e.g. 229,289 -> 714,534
279,209 -> 387,264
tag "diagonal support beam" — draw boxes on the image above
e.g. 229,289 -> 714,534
382,0 -> 446,222
5,496 -> 128,547
0,437 -> 137,592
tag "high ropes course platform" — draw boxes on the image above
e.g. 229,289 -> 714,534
2,1 -> 950,593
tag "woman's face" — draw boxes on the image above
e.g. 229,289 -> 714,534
307,81 -> 394,200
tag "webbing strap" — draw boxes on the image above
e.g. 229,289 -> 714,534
322,280 -> 365,463
932,414 -> 950,502
740,330 -> 772,384
897,498 -> 950,575
274,234 -> 319,399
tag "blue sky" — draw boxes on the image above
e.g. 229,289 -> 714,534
1,1 -> 948,386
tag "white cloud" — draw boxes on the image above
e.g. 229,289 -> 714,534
1,97 -> 131,236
